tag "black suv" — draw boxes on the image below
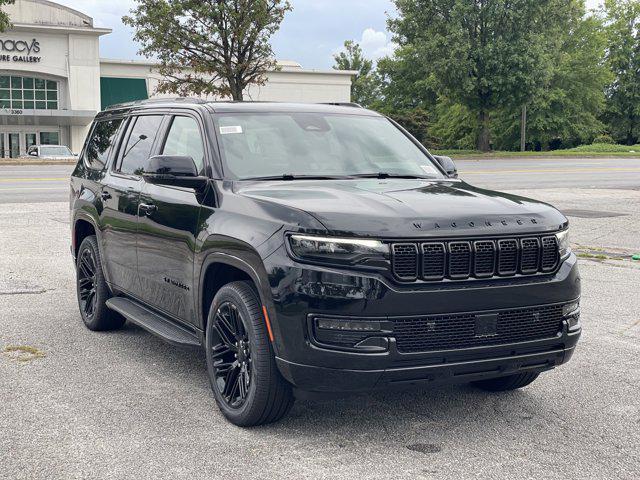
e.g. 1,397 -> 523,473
70,99 -> 581,426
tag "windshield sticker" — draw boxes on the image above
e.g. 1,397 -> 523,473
220,125 -> 243,135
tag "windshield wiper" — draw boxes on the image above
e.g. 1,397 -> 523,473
349,172 -> 436,179
243,174 -> 351,181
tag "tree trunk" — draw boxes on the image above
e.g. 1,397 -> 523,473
229,80 -> 244,101
520,105 -> 527,152
477,110 -> 491,152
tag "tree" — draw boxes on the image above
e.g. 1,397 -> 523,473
602,0 -> 640,145
123,0 -> 291,101
493,9 -> 611,150
332,41 -> 378,107
389,0 -> 576,151
0,0 -> 14,32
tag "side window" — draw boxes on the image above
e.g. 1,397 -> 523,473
118,115 -> 163,175
84,118 -> 123,171
162,116 -> 205,173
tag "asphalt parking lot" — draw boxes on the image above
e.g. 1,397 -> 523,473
1,158 -> 639,479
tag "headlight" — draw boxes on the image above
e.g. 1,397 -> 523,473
288,234 -> 389,266
556,229 -> 571,259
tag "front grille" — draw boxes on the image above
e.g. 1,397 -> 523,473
391,243 -> 418,281
391,234 -> 560,282
393,304 -> 564,353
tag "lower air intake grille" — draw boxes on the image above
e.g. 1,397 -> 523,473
393,304 -> 564,353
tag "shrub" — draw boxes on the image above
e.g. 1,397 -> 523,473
592,134 -> 614,144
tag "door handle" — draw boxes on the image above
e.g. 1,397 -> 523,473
139,203 -> 157,216
100,190 -> 111,201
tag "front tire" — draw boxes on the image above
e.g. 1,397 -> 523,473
76,235 -> 125,331
472,372 -> 540,392
205,281 -> 294,427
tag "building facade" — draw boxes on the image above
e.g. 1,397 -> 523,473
0,0 -> 354,157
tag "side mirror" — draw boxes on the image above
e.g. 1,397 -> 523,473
143,155 -> 208,190
433,155 -> 458,178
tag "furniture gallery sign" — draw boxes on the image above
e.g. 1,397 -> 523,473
0,38 -> 41,63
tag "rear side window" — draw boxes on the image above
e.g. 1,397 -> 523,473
84,118 -> 123,171
118,115 -> 163,175
161,116 -> 205,173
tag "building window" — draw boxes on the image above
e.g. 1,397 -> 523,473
0,75 -> 58,110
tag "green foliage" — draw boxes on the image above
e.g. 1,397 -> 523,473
122,0 -> 291,101
389,0 -> 575,151
493,11 -> 611,150
592,134 -> 615,144
0,0 -> 14,32
333,41 -> 379,107
382,108 -> 432,146
602,0 -> 640,145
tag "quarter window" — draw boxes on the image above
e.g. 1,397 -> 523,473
84,118 -> 124,171
0,75 -> 58,110
118,115 -> 163,175
162,116 -> 205,173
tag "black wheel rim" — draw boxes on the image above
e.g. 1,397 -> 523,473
77,248 -> 97,318
211,302 -> 252,408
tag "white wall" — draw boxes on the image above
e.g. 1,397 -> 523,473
100,61 -> 354,103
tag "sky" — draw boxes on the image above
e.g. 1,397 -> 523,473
54,0 -> 603,70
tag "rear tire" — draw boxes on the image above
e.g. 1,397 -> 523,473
472,372 -> 540,392
76,235 -> 125,331
205,281 -> 294,427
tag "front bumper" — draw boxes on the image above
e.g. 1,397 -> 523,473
264,247 -> 581,392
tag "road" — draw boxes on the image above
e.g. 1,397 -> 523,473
1,156 -> 640,204
1,158 -> 639,479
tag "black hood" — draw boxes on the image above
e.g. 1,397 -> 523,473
235,179 -> 567,238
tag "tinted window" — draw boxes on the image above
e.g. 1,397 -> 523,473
162,116 -> 205,173
84,118 -> 123,170
119,115 -> 163,175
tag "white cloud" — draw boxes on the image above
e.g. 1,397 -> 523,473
332,28 -> 396,64
360,28 -> 395,59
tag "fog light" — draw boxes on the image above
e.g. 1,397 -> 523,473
563,300 -> 581,331
316,318 -> 382,332
563,301 -> 580,317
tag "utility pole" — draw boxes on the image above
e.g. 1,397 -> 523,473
520,105 -> 527,152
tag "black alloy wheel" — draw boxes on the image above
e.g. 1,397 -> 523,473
77,247 -> 98,319
75,235 -> 125,331
205,281 -> 294,427
210,301 -> 252,408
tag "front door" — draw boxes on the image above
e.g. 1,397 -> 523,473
7,132 -> 20,158
99,114 -> 164,297
137,114 -> 208,324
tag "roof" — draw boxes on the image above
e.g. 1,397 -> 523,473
102,98 -> 381,117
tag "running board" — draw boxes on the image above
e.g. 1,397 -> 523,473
106,297 -> 201,348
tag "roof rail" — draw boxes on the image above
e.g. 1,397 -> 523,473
319,102 -> 363,108
106,97 -> 208,110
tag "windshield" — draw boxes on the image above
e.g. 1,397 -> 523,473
40,146 -> 73,156
213,113 -> 444,180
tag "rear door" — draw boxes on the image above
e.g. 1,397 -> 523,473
99,113 -> 164,297
136,112 -> 209,323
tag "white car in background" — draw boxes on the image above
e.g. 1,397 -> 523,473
24,145 -> 77,160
